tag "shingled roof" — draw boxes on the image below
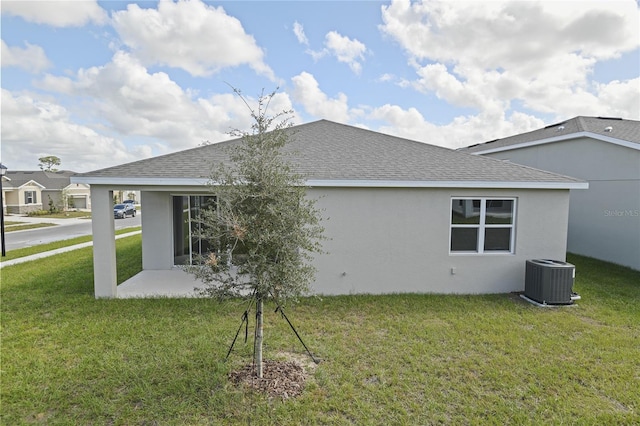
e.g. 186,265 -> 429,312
462,116 -> 640,154
4,170 -> 77,190
73,119 -> 585,189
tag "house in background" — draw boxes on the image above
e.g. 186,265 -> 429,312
462,116 -> 639,271
72,120 -> 586,298
2,170 -> 91,214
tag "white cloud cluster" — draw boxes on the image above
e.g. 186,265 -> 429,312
111,0 -> 274,79
37,51 -> 293,151
1,89 -> 135,171
295,23 -> 367,75
0,0 -> 107,27
1,0 -> 293,171
290,72 -> 351,122
324,31 -> 367,75
1,40 -> 51,73
1,0 -> 638,173
293,21 -> 309,46
379,0 -> 640,123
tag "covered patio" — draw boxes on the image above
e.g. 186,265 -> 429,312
117,269 -> 207,298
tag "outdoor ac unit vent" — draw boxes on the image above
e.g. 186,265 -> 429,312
524,259 -> 576,305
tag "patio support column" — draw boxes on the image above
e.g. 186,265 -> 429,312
91,186 -> 117,298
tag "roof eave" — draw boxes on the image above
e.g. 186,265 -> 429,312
71,176 -> 587,190
468,131 -> 639,155
307,180 -> 588,189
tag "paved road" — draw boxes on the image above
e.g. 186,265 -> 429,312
4,214 -> 141,250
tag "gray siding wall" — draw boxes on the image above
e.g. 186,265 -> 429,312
484,138 -> 640,270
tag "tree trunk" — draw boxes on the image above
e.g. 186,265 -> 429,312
255,296 -> 264,378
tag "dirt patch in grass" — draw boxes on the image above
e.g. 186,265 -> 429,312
229,360 -> 307,399
229,353 -> 317,399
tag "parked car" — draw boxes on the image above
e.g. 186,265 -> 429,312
123,199 -> 136,205
114,203 -> 136,219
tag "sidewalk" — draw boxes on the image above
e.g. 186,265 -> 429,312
0,230 -> 141,268
4,213 -> 92,227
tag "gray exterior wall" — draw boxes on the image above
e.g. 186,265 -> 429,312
140,187 -> 571,295
141,191 -> 175,270
309,187 -> 569,295
42,189 -> 63,211
482,138 -> 640,270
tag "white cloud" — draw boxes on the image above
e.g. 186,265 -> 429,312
381,1 -> 638,73
0,0 -> 107,27
293,21 -> 309,46
369,102 -> 545,149
290,72 -> 351,122
379,0 -> 640,121
592,78 -> 640,118
37,51 -> 236,150
324,31 -> 367,75
10,50 -> 298,171
111,0 -> 274,79
1,40 -> 51,73
302,29 -> 368,74
0,89 -> 137,172
289,71 -> 546,147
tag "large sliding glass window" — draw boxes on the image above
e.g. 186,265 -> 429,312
173,195 -> 217,265
450,198 -> 516,254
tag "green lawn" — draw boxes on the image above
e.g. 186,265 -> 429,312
25,211 -> 92,219
5,223 -> 57,232
1,237 -> 638,425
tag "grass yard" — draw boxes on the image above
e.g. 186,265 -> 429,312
4,223 -> 58,233
1,236 -> 638,425
25,211 -> 92,219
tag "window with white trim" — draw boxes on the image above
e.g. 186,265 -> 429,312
450,198 -> 515,254
25,191 -> 37,204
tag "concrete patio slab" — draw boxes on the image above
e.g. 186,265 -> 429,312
117,268 -> 207,298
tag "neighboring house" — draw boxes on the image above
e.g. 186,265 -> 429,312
2,170 -> 91,214
462,116 -> 640,271
72,120 -> 586,298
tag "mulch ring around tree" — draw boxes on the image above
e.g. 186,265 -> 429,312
228,354 -> 317,399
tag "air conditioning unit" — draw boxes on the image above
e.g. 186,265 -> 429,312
524,259 -> 576,305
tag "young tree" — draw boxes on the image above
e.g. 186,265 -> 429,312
185,89 -> 325,378
38,155 -> 61,172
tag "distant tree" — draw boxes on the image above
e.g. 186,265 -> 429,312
47,195 -> 58,213
38,156 -> 61,172
185,88 -> 325,378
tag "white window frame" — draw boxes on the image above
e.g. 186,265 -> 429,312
25,191 -> 37,204
449,197 -> 516,255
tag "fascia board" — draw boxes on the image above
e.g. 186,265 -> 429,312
63,183 -> 90,190
72,177 -> 588,190
306,180 -> 589,190
19,180 -> 47,189
470,132 -> 640,155
71,177 -> 211,186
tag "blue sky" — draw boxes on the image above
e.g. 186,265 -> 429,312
2,0 -> 639,172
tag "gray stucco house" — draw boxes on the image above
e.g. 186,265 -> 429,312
72,120 -> 586,298
463,116 -> 639,271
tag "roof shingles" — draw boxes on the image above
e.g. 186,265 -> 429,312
75,120 -> 583,185
462,116 -> 640,154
